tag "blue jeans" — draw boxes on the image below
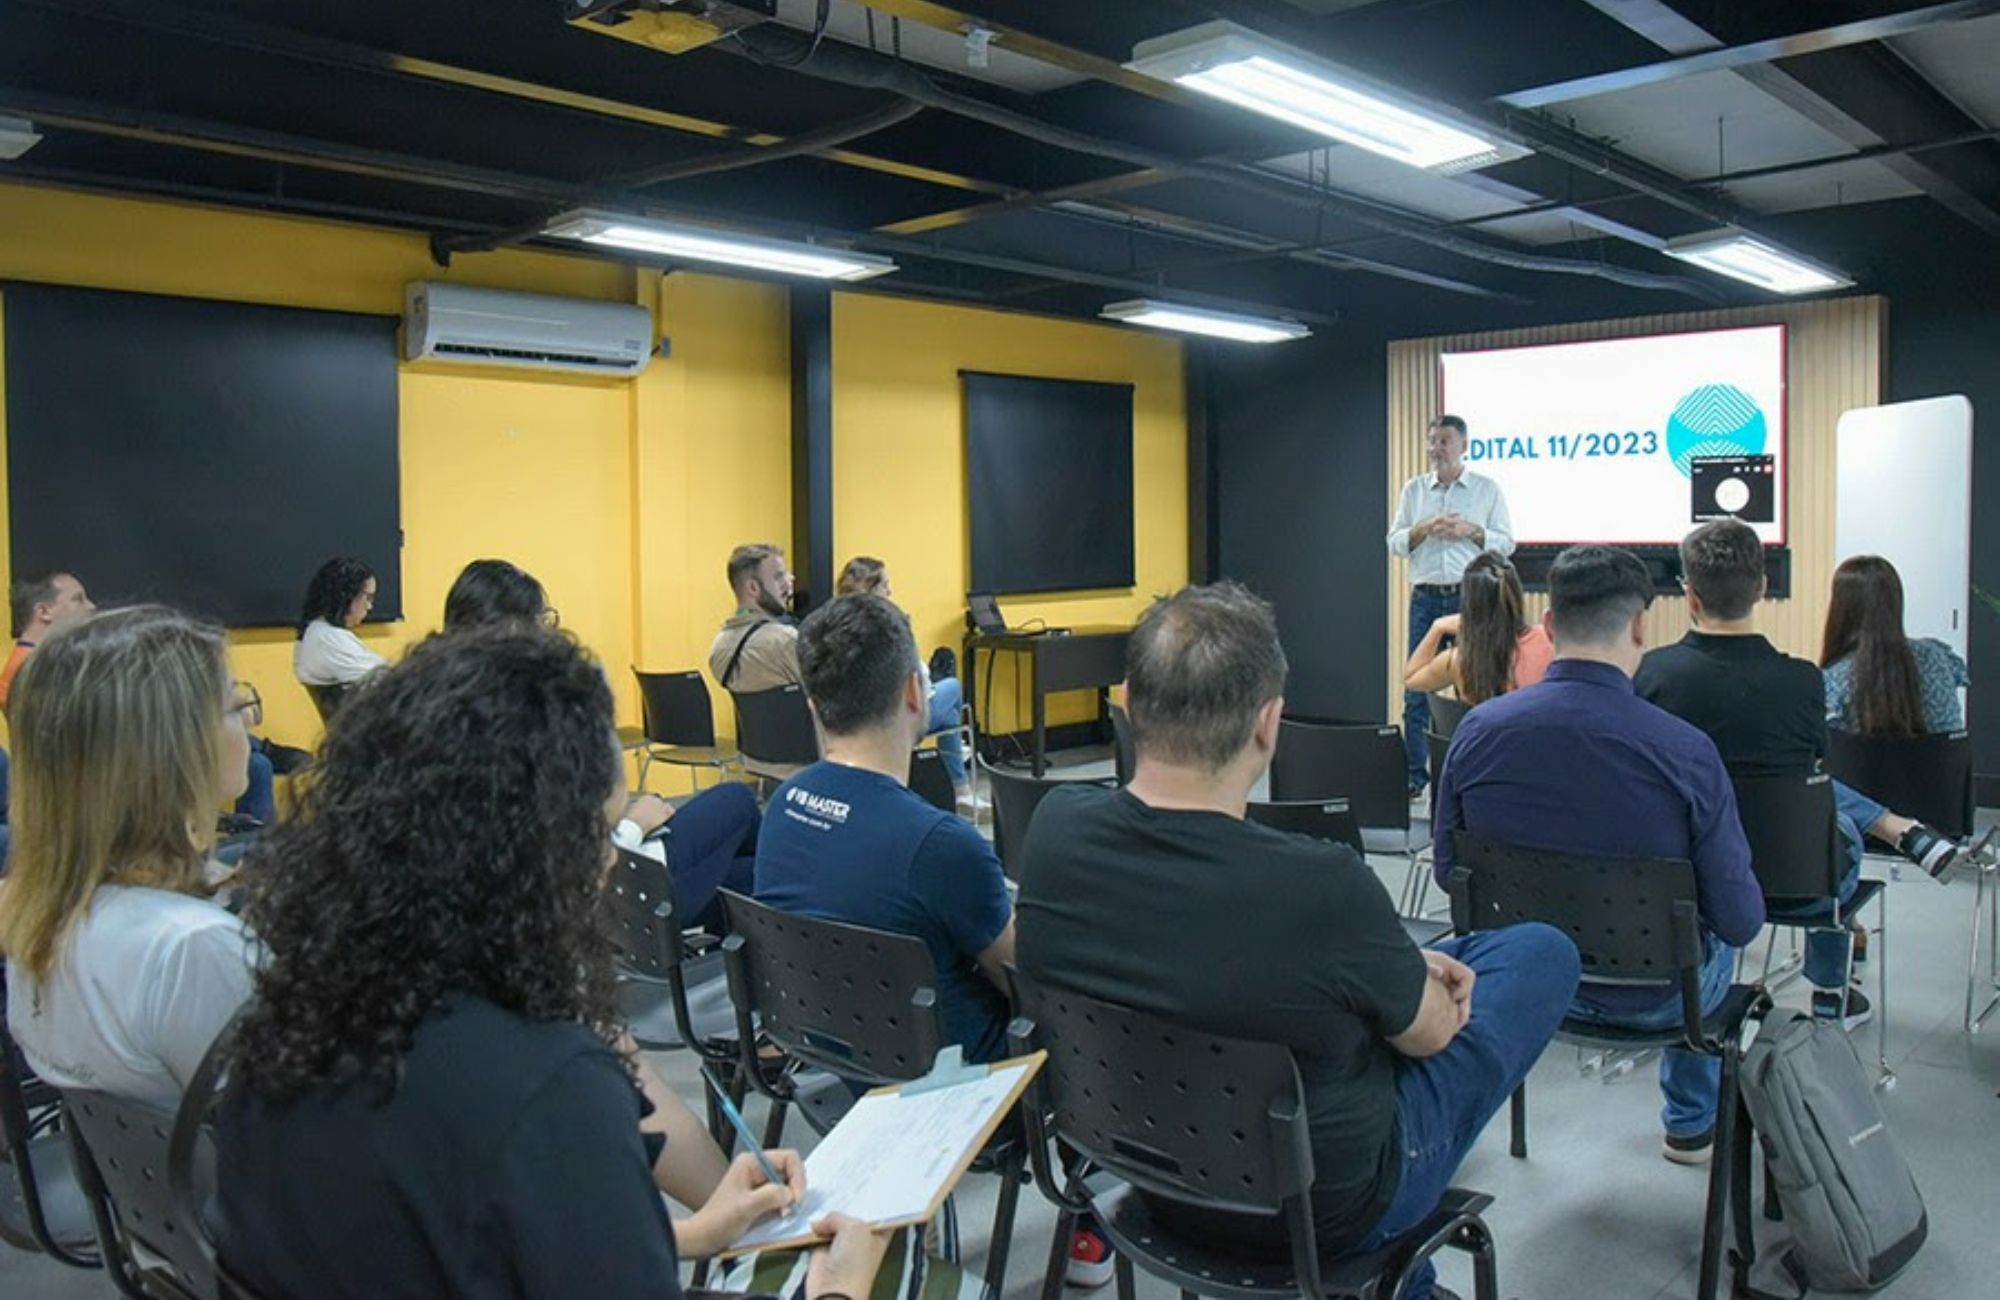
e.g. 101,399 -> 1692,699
928,675 -> 968,787
1568,936 -> 1736,1139
659,781 -> 760,929
237,750 -> 276,825
1403,587 -> 1460,790
1344,924 -> 1580,1300
1761,776 -> 1878,992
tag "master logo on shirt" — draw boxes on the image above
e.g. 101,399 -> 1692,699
782,784 -> 852,830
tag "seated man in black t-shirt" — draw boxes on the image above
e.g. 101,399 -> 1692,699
1635,518 -> 1981,1026
1017,582 -> 1579,1300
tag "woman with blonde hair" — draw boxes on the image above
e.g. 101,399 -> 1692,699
0,606 -> 259,1110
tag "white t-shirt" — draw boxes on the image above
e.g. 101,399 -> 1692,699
294,618 -> 387,687
6,885 -> 257,1112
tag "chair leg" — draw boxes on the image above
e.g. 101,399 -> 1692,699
980,1149 -> 1024,1300
1462,1216 -> 1500,1300
759,1095 -> 790,1150
1696,1052 -> 1741,1300
1968,864 -> 2000,1033
1509,1081 -> 1527,1158
1875,889 -> 1892,1088
1040,1208 -> 1077,1300
1113,1251 -> 1137,1300
1729,1093 -> 1756,1292
635,751 -> 652,795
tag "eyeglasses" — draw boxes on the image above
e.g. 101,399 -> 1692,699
228,681 -> 263,728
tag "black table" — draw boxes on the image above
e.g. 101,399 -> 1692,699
965,626 -> 1130,778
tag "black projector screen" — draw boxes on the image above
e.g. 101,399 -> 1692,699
964,371 -> 1134,595
4,283 -> 401,627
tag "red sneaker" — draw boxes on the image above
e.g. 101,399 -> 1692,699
1066,1226 -> 1115,1289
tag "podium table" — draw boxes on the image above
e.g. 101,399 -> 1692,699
964,626 -> 1130,778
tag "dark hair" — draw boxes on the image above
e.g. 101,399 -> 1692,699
1456,552 -> 1526,705
297,557 -> 376,637
1547,545 -> 1654,646
1126,582 -> 1288,772
1680,519 -> 1764,622
443,560 -> 547,631
10,571 -> 67,638
836,556 -> 886,597
1820,556 -> 1925,737
727,543 -> 783,595
1430,414 -> 1468,438
231,625 -> 623,1101
796,593 -> 917,735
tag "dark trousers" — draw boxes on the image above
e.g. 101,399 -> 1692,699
1403,586 -> 1461,790
658,781 -> 761,930
1344,923 -> 1579,1299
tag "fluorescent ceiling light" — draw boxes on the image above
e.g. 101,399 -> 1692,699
0,116 -> 41,161
1663,230 -> 1852,295
1126,23 -> 1523,173
542,209 -> 896,282
1100,299 -> 1310,344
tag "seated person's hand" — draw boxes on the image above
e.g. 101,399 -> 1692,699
807,1212 -> 895,1300
624,793 -> 674,837
1425,950 -> 1476,1011
678,1150 -> 803,1257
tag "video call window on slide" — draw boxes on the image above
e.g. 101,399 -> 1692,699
1440,325 -> 1786,547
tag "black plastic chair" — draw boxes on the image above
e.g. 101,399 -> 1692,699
303,682 -> 352,725
61,1089 -> 214,1300
718,892 -> 1024,1298
1826,728 -> 1973,839
909,748 -> 959,813
1270,721 -> 1409,836
0,1003 -> 97,1268
1245,798 -> 1364,854
1732,774 -> 1889,1082
984,762 -> 1116,880
1447,835 -> 1769,1300
730,684 -> 819,776
633,669 -> 740,792
1425,692 -> 1470,741
1108,702 -> 1136,786
1007,970 -> 1499,1300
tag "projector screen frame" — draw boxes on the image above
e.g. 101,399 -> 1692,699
1437,321 -> 1791,549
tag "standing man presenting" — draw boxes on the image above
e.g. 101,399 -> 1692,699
1387,415 -> 1514,797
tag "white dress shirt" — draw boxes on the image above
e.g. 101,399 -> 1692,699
1386,469 -> 1515,586
294,618 -> 388,687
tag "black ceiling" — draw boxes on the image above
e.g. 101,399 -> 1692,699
5,0 -> 2000,331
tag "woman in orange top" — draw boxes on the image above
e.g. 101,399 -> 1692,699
1404,551 -> 1551,705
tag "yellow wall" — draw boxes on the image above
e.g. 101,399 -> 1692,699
0,182 -> 791,787
830,294 -> 1186,731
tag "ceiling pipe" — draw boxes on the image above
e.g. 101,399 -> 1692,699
603,96 -> 925,190
722,25 -> 1722,300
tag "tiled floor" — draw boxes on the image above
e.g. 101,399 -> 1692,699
8,791 -> 1996,1300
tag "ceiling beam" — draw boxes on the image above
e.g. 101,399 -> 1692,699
1503,0 -> 2000,108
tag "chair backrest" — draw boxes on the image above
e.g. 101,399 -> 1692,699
1448,834 -> 1704,990
633,669 -> 719,748
304,682 -> 352,725
606,848 -> 688,983
1269,720 -> 1409,831
1244,799 -> 1364,855
1108,702 -> 1136,786
718,891 -> 945,1085
1825,728 -> 1974,839
1731,773 -> 1844,902
62,1089 -> 213,1299
731,685 -> 819,768
908,748 -> 957,812
1007,970 -> 1318,1256
984,765 -> 1114,877
0,995 -> 95,1263
1427,691 -> 1470,739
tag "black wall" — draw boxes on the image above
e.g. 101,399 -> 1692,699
1208,196 -> 2000,783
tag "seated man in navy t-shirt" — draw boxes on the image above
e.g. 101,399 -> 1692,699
755,593 -> 1014,1062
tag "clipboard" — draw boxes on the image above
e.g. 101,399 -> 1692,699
717,1048 -> 1046,1258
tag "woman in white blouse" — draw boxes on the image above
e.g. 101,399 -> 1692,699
0,606 -> 259,1110
293,556 -> 387,687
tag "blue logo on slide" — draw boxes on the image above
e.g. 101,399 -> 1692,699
1665,384 -> 1766,476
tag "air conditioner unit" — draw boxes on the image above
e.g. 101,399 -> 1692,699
403,282 -> 653,377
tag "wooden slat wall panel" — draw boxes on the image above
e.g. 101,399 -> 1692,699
1384,296 -> 1885,723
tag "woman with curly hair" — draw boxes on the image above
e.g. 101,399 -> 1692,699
0,606 -> 258,1110
1402,551 -> 1551,705
441,558 -> 760,930
292,555 -> 387,688
217,624 -> 890,1299
1821,555 -> 1967,736
835,556 -> 977,811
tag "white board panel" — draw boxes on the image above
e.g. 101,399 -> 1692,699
1834,396 -> 1972,658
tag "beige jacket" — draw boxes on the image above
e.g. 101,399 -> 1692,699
708,612 -> 805,778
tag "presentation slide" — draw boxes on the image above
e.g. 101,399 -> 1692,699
1440,325 -> 1786,546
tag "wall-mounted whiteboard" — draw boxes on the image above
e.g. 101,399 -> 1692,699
1834,396 -> 1972,658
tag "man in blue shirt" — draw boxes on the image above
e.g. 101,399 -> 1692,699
755,593 -> 1014,1062
1434,545 -> 1765,1165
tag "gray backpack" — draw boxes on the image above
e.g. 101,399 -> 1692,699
1737,1011 -> 1926,1296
